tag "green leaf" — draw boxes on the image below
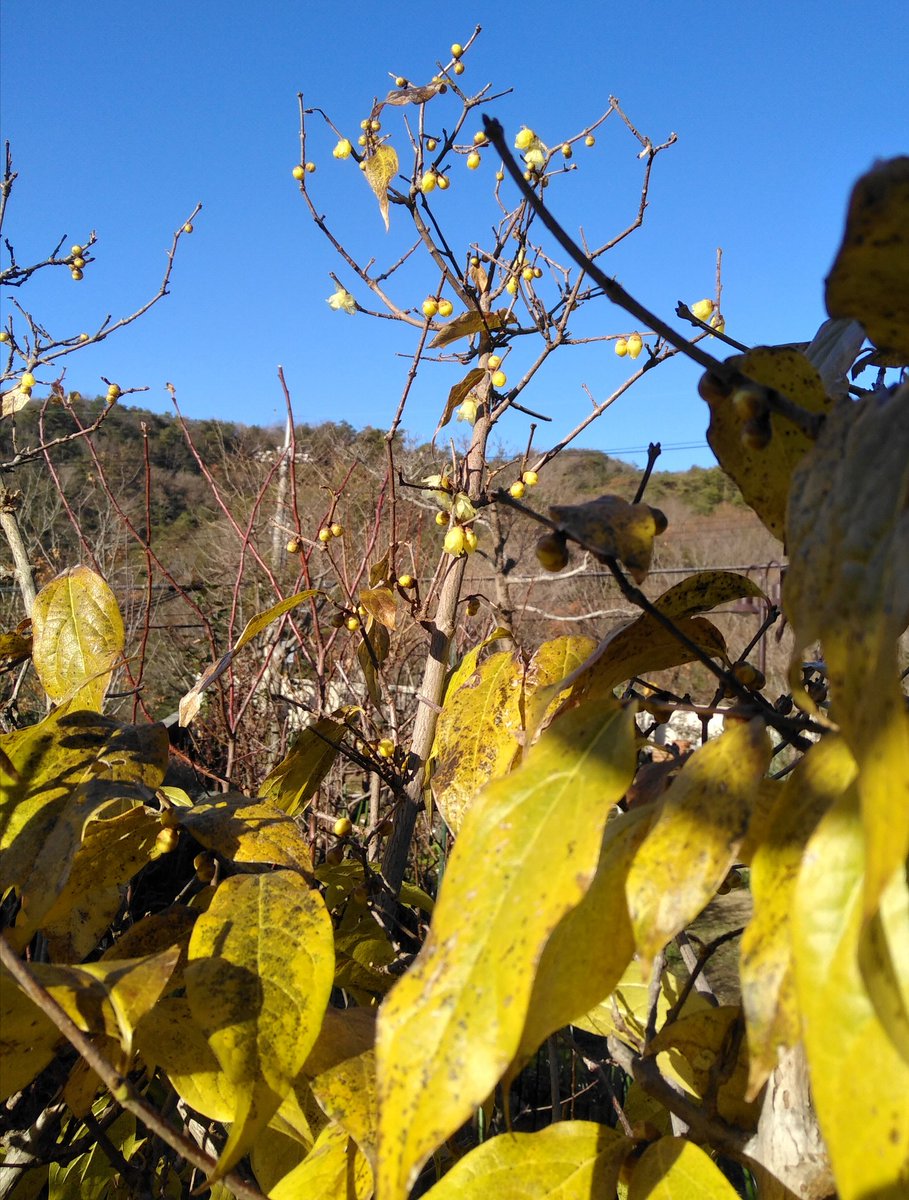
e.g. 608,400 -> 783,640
784,382 -> 909,917
376,700 -> 638,1200
364,143 -> 399,231
184,870 -> 334,1183
825,156 -> 909,363
422,1121 -> 633,1199
626,718 -> 770,968
258,715 -> 350,818
740,736 -> 857,1096
178,588 -> 319,726
549,494 -> 665,583
30,566 -> 124,710
792,789 -> 909,1200
431,649 -> 523,833
703,346 -> 835,539
628,1137 -> 742,1199
48,1112 -> 140,1200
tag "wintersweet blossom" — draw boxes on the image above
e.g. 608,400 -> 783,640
456,396 -> 479,424
326,287 -> 356,315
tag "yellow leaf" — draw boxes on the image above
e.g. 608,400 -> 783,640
740,736 -> 858,1096
30,566 -> 124,710
651,569 -> 767,620
0,709 -> 167,938
304,1004 -> 376,1074
310,1047 -> 378,1167
626,718 -> 771,968
364,143 -> 399,231
249,1126 -> 311,1195
0,629 -> 32,668
859,864 -> 909,1065
359,585 -> 397,631
101,905 -> 196,965
63,1037 -> 118,1118
784,382 -> 909,917
1,387 -> 31,417
383,80 -> 446,106
522,634 -> 598,744
79,947 -> 181,1064
554,572 -> 758,709
178,588 -> 320,726
135,996 -> 238,1122
514,807 -> 650,1065
333,886 -> 396,999
428,308 -> 512,350
646,1006 -> 760,1129
5,960 -> 118,1047
434,367 -> 485,437
549,494 -> 664,583
421,1121 -> 633,1199
431,649 -> 523,833
628,1137 -> 742,1199
704,346 -> 835,539
174,795 -> 314,875
184,870 -> 335,1182
270,1123 -> 373,1200
376,700 -> 638,1200
442,627 -> 513,701
259,715 -> 349,817
571,954 -> 709,1054
0,967 -> 63,1100
791,789 -> 909,1200
825,156 -> 909,363
358,616 -> 389,709
40,806 -> 162,961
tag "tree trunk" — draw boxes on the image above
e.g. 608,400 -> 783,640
744,1044 -> 834,1199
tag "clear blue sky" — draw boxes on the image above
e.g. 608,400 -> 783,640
2,1 -> 906,468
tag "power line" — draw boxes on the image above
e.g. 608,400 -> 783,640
600,441 -> 711,455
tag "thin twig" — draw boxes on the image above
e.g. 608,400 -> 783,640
482,117 -> 824,440
0,936 -> 268,1200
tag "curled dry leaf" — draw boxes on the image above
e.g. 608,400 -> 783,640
548,493 -> 667,583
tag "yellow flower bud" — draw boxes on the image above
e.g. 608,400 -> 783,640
444,526 -> 467,556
